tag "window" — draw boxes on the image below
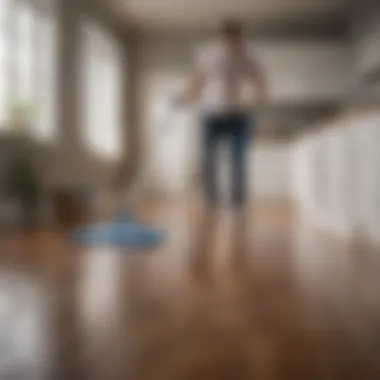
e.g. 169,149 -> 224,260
34,5 -> 57,140
81,20 -> 123,161
0,0 -> 57,140
0,0 -> 10,125
14,0 -> 34,105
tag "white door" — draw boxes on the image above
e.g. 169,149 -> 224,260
144,73 -> 197,197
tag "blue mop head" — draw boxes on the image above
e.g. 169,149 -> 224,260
71,220 -> 165,248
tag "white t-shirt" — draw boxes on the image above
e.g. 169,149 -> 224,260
198,45 -> 257,115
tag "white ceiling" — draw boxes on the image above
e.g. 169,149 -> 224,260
109,0 -> 348,32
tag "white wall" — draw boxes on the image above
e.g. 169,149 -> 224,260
293,126 -> 354,236
136,37 -> 351,199
293,110 -> 380,244
197,40 -> 351,101
139,69 -> 197,196
348,112 -> 380,243
250,142 -> 293,200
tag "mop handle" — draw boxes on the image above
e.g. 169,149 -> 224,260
159,96 -> 183,135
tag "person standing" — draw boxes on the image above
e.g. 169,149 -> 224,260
176,19 -> 268,208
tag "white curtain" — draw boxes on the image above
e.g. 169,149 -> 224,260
34,7 -> 57,140
14,0 -> 34,105
81,20 -> 123,161
0,0 -> 9,126
0,0 -> 57,139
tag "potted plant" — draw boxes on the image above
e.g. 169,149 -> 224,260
7,156 -> 43,227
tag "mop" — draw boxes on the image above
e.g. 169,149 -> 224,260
71,175 -> 164,248
70,99 -> 180,248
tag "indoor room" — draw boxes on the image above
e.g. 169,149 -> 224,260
0,0 -> 380,378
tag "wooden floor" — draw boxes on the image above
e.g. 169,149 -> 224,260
0,201 -> 380,380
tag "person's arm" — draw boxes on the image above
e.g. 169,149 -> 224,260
175,67 -> 206,107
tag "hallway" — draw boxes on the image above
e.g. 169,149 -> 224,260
0,202 -> 379,379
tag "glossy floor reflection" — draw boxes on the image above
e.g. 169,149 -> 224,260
0,202 -> 379,379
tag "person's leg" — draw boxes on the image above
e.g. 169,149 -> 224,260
202,115 -> 222,207
229,114 -> 252,208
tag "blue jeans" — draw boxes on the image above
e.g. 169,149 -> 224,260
202,112 -> 253,207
